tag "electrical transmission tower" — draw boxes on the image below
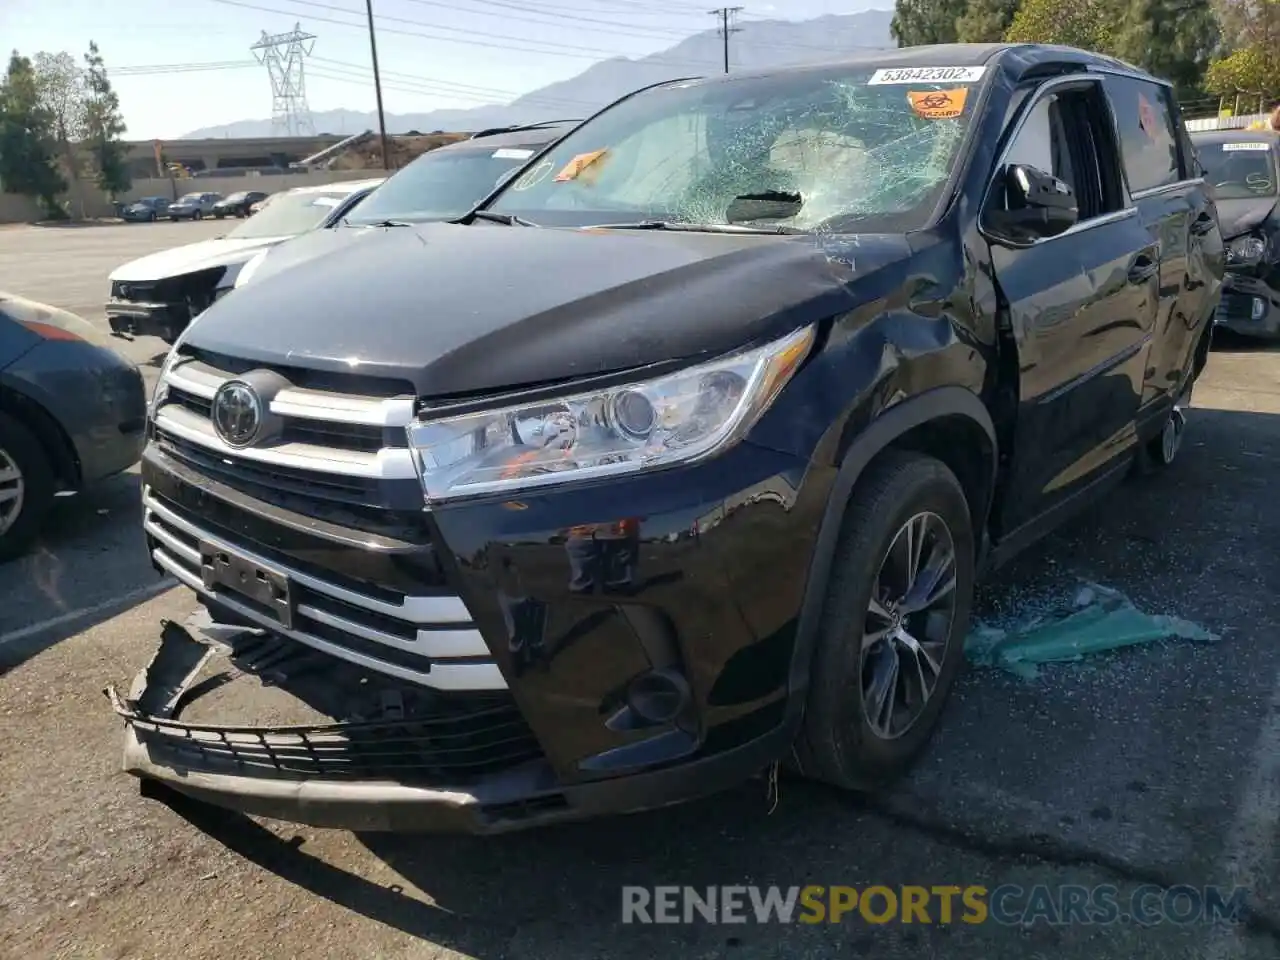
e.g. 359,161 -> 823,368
251,23 -> 317,137
708,7 -> 743,74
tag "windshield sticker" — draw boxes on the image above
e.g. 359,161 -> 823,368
512,159 -> 554,190
554,148 -> 610,183
868,65 -> 986,85
907,87 -> 969,120
1223,142 -> 1271,151
492,147 -> 534,160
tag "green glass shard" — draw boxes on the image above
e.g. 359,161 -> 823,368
964,583 -> 1217,679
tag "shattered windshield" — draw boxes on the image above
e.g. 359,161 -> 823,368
486,66 -> 981,233
1197,141 -> 1278,200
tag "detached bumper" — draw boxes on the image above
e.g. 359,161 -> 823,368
1216,274 -> 1280,339
106,300 -> 185,340
110,620 -> 787,833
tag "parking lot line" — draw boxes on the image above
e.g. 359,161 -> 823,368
0,579 -> 175,650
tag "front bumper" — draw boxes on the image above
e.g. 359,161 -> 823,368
1216,272 -> 1280,339
111,618 -> 790,833
106,299 -> 186,340
129,427 -> 831,831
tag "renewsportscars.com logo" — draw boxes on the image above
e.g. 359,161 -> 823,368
621,884 -> 1249,926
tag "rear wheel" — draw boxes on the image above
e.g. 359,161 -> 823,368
794,451 -> 975,791
0,412 -> 55,563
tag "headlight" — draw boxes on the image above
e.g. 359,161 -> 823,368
235,250 -> 268,288
406,325 -> 815,503
1228,235 -> 1266,265
149,335 -> 190,417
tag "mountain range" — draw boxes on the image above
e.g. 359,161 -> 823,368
180,10 -> 895,139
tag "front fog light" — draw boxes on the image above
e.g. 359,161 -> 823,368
407,325 -> 815,503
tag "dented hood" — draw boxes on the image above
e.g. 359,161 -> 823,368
1216,196 -> 1280,239
184,221 -> 897,397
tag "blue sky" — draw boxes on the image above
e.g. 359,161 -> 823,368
3,0 -> 886,139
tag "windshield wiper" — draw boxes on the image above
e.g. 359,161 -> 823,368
589,220 -> 804,235
462,210 -> 539,227
341,217 -> 413,228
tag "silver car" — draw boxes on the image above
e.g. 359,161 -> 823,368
166,191 -> 223,221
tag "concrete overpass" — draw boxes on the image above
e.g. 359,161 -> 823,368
123,135 -> 347,177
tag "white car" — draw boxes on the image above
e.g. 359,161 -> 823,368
105,178 -> 385,344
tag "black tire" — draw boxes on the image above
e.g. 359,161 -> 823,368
169,216 -> 178,221
0,412 -> 56,564
1134,378 -> 1193,476
793,450 -> 975,791
149,211 -> 157,222
193,209 -> 203,220
214,212 -> 225,219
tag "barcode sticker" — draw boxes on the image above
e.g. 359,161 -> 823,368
868,65 -> 987,85
492,148 -> 534,159
1222,142 -> 1271,152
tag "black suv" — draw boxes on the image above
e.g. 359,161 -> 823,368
114,43 -> 1223,833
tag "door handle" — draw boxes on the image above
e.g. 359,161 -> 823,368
1128,255 -> 1159,284
1190,212 -> 1215,236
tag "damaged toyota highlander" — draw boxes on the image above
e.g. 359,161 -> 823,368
111,43 -> 1223,833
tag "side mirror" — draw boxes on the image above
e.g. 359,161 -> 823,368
986,163 -> 1078,243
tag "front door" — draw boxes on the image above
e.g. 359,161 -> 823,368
984,76 -> 1159,538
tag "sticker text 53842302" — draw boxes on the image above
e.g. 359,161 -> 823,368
868,65 -> 986,86
1222,142 -> 1272,152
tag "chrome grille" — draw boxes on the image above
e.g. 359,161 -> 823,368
151,354 -> 421,513
143,486 -> 505,692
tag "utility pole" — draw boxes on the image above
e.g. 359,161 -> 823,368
708,7 -> 743,74
365,0 -> 390,170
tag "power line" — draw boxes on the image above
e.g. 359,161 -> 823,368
708,6 -> 743,74
310,56 -> 594,106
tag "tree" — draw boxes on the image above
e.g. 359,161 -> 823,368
1110,0 -> 1220,97
33,51 -> 88,217
1204,0 -> 1280,103
891,0 -> 968,46
1004,0 -> 1118,50
0,52 -> 64,215
956,0 -> 1021,42
82,41 -> 129,196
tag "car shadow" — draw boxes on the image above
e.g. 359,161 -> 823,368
144,405 -> 1280,955
0,470 -> 167,674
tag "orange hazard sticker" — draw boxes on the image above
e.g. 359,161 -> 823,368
907,87 -> 968,120
554,149 -> 610,183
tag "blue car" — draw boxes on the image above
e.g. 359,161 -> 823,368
0,293 -> 145,561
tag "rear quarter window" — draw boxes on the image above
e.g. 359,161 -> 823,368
1104,74 -> 1182,194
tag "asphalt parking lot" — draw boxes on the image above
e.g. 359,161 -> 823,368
1,221 -> 1279,959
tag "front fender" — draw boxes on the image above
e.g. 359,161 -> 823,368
783,384 -> 998,723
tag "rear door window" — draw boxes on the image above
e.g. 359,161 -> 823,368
1103,74 -> 1182,194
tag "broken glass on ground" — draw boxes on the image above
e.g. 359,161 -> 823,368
964,582 -> 1218,679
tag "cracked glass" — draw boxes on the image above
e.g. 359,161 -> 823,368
487,67 -> 980,233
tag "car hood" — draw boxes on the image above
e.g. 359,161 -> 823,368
1216,196 -> 1279,239
185,221 -> 902,397
242,224 -> 380,286
110,236 -> 292,283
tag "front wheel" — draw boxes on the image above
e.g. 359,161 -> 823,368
193,210 -> 203,220
0,413 -> 55,564
793,450 -> 975,791
148,211 -> 157,222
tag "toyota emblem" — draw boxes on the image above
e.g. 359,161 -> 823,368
212,380 -> 263,447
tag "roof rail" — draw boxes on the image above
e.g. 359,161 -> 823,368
469,119 -> 584,139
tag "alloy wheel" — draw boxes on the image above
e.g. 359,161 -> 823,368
0,445 -> 25,538
1160,403 -> 1187,465
860,511 -> 959,740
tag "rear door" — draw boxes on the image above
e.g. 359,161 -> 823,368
983,75 -> 1159,537
1102,72 -> 1222,425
